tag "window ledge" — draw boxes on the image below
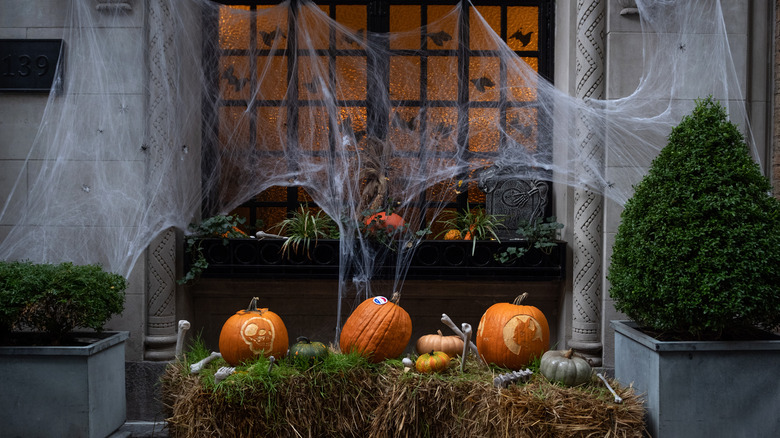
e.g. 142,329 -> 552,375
189,239 -> 566,281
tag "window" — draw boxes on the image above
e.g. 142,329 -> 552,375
206,1 -> 553,235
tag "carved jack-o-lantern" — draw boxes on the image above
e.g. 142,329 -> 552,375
219,297 -> 289,366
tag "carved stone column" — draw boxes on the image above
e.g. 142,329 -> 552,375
144,0 -> 177,361
570,0 -> 606,366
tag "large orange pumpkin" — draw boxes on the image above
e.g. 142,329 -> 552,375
476,292 -> 549,370
219,297 -> 289,366
339,292 -> 412,363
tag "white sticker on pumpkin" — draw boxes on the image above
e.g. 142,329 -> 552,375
372,296 -> 388,305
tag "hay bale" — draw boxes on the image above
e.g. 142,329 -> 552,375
161,355 -> 647,437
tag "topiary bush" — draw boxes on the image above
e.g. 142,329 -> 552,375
607,97 -> 780,339
0,260 -> 127,345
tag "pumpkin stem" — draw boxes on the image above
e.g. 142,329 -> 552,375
297,336 -> 310,344
247,297 -> 260,311
437,329 -> 443,336
512,292 -> 529,305
390,291 -> 401,304
564,348 -> 574,359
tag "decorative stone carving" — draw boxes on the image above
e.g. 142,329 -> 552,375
616,0 -> 639,16
96,0 -> 132,13
143,0 -> 177,361
478,165 -> 549,239
571,0 -> 606,367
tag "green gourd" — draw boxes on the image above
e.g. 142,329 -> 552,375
289,336 -> 329,366
539,349 -> 592,386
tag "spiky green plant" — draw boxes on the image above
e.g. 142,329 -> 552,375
437,205 -> 504,254
276,205 -> 339,258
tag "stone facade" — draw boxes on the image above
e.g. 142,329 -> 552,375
0,0 -> 774,380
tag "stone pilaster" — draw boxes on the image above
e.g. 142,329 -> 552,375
144,0 -> 177,361
570,0 -> 606,366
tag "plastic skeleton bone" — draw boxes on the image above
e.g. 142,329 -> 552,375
255,231 -> 288,240
597,373 -> 623,404
190,352 -> 222,374
460,323 -> 472,373
175,320 -> 191,360
493,369 -> 533,388
214,366 -> 235,384
441,313 -> 486,366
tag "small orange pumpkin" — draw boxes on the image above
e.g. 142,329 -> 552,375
365,212 -> 405,234
339,292 -> 412,363
476,292 -> 549,370
443,229 -> 462,240
415,329 -> 464,357
219,297 -> 289,366
415,350 -> 451,373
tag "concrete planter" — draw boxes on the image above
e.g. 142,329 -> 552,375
0,331 -> 129,438
611,321 -> 780,437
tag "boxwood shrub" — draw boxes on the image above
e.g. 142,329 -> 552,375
607,97 -> 780,339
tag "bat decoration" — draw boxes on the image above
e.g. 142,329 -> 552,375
342,28 -> 365,45
259,27 -> 286,47
431,122 -> 453,139
392,112 -> 419,131
223,66 -> 249,92
470,76 -> 495,92
303,80 -> 319,93
508,116 -> 534,138
509,30 -> 533,47
426,30 -> 452,46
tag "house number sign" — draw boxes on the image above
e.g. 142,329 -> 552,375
0,39 -> 63,92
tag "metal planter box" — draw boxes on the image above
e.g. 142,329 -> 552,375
0,331 -> 129,438
612,321 -> 780,438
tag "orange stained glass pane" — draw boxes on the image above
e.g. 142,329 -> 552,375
256,185 -> 287,202
220,56 -> 251,101
427,57 -> 458,101
339,107 -> 367,145
262,207 -> 288,232
298,106 -> 330,152
298,187 -> 313,202
219,6 -> 250,50
426,5 -> 458,50
506,107 -> 538,151
426,179 -> 458,202
471,6 -> 500,51
335,56 -> 367,100
220,107 -> 250,149
256,6 -> 287,50
469,57 -> 500,102
298,56 -> 328,100
257,55 -> 287,100
297,5 -> 329,50
390,56 -> 420,101
507,58 -> 538,102
257,106 -> 286,152
336,5 -> 367,50
468,108 -> 500,153
507,7 -> 538,51
390,5 -> 421,50
467,182 -> 486,203
426,107 -> 458,154
389,107 -> 421,153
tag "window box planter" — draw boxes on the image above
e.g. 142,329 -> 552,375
611,320 -> 780,437
188,238 -> 566,281
0,331 -> 129,438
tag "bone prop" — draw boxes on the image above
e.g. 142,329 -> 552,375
493,369 -> 533,388
214,366 -> 235,384
441,313 -> 485,366
267,355 -> 276,373
175,320 -> 191,361
190,352 -> 222,374
255,231 -> 288,240
460,323 -> 472,373
597,373 -> 623,404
